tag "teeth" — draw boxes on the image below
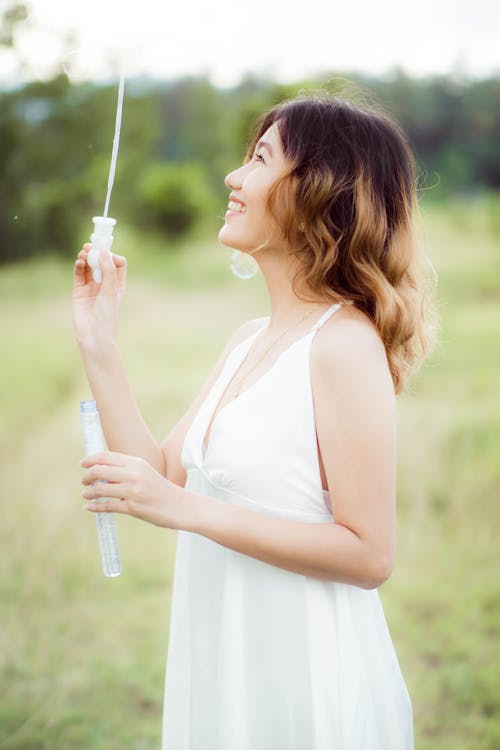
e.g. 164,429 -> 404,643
228,201 -> 246,212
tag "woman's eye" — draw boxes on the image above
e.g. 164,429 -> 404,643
253,152 -> 265,163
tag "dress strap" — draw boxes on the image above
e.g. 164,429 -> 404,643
309,302 -> 344,333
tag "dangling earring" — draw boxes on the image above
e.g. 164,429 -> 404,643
298,222 -> 305,232
230,250 -> 259,279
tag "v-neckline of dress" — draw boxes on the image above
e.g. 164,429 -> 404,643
201,303 -> 343,462
202,326 -> 305,461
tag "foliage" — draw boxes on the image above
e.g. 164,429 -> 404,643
1,68 -> 499,263
0,2 -> 27,47
136,161 -> 216,236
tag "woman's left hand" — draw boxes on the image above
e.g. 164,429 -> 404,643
81,451 -> 187,530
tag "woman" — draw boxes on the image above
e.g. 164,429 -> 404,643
74,92 -> 437,749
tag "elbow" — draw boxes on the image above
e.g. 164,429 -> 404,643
361,554 -> 394,590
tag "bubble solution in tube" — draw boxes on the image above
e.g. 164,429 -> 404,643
80,400 -> 122,577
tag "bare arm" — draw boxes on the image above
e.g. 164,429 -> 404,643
78,339 -> 166,473
182,317 -> 397,588
73,243 -> 266,479
81,316 -> 397,588
74,245 -> 165,472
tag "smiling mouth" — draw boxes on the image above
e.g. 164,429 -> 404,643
226,200 -> 246,214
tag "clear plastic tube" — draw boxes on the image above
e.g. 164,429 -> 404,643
80,400 -> 122,577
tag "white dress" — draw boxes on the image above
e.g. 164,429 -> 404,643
162,302 -> 413,749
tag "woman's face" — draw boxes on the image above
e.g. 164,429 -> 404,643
218,121 -> 288,255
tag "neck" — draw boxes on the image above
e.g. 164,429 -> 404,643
256,248 -> 333,332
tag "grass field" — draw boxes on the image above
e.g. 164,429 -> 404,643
1,196 -> 499,749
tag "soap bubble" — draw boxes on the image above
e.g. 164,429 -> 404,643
107,46 -> 136,80
5,3 -> 29,31
7,7 -> 32,54
13,215 -> 18,221
61,50 -> 88,82
230,250 -> 259,279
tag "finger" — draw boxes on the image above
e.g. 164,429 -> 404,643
100,249 -> 116,293
83,498 -> 129,514
74,246 -> 94,286
111,253 -> 127,269
81,464 -> 125,486
116,258 -> 127,288
74,257 -> 86,272
73,257 -> 88,286
80,451 -> 130,468
81,481 -> 127,500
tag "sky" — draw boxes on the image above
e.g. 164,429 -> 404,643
1,0 -> 499,87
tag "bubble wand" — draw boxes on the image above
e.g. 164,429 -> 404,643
80,72 -> 126,578
86,72 -> 125,282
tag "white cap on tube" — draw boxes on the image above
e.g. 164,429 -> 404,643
88,216 -> 116,283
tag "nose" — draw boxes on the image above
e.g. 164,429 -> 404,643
224,162 -> 247,190
224,169 -> 238,191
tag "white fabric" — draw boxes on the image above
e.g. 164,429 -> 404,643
162,302 -> 413,749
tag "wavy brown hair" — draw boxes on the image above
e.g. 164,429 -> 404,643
244,90 -> 439,395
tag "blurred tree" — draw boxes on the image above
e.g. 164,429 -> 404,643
352,70 -> 500,195
156,76 -> 232,206
463,78 -> 500,188
0,76 -> 159,261
0,2 -> 27,47
136,161 -> 215,236
1,64 -> 499,264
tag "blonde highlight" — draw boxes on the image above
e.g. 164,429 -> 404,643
244,90 -> 439,395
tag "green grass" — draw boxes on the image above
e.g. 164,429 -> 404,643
1,196 -> 499,748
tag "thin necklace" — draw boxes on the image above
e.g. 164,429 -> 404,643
229,306 -> 325,400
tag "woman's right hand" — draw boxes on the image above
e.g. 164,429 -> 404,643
72,244 -> 127,350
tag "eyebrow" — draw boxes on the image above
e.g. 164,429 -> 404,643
255,140 -> 273,157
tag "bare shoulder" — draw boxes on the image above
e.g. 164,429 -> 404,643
311,306 -> 398,586
224,315 -> 269,355
311,304 -> 394,397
